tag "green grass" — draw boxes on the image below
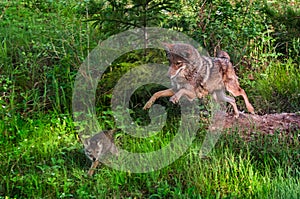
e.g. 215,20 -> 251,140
1,113 -> 299,198
1,0 -> 300,198
254,58 -> 300,114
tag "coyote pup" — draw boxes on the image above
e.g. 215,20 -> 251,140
143,43 -> 254,117
83,129 -> 119,176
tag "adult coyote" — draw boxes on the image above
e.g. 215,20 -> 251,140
143,43 -> 254,117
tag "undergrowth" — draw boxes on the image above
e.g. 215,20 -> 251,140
1,114 -> 299,198
1,0 -> 300,198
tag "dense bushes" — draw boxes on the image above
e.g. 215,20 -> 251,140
0,0 -> 299,117
1,1 -> 300,198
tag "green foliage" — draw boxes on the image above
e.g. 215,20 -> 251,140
1,114 -> 299,198
262,0 -> 300,63
1,0 -> 299,115
78,0 -> 179,40
1,0 -> 300,198
0,0 -> 92,115
163,0 -> 266,61
253,58 -> 300,114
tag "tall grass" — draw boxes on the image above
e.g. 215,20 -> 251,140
239,28 -> 300,114
0,0 -> 92,115
1,114 -> 299,198
254,58 -> 300,113
1,0 -> 300,198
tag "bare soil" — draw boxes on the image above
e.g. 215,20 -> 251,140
222,112 -> 300,142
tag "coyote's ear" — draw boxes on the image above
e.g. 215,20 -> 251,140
161,42 -> 173,51
83,138 -> 90,147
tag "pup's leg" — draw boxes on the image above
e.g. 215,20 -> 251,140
143,89 -> 175,110
170,88 -> 197,104
225,84 -> 255,114
88,160 -> 100,176
213,90 -> 240,118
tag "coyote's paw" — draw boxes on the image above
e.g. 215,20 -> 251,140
143,100 -> 154,110
233,111 -> 241,119
170,95 -> 180,104
247,104 -> 255,114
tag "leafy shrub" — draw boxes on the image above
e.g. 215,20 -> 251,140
253,58 -> 300,114
262,1 -> 300,64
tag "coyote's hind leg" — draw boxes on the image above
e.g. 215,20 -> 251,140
226,84 -> 255,114
213,89 -> 240,118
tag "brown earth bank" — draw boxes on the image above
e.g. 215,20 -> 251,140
222,112 -> 300,142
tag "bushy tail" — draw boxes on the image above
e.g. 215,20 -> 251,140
217,51 -> 230,61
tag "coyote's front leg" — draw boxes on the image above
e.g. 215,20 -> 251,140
169,88 -> 197,104
88,160 -> 100,176
143,89 -> 175,110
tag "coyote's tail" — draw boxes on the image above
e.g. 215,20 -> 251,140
217,51 -> 230,61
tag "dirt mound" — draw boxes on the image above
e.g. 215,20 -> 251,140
224,113 -> 300,134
